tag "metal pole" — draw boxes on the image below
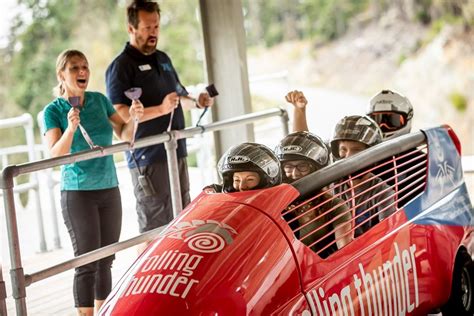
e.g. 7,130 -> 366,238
23,114 -> 47,252
279,107 -> 289,136
1,167 -> 28,316
36,111 -> 61,249
0,263 -> 7,316
47,169 -> 61,249
164,130 -> 183,217
26,225 -> 165,286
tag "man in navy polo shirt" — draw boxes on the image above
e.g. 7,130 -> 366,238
105,0 -> 214,241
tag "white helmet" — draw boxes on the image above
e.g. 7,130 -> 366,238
367,89 -> 413,139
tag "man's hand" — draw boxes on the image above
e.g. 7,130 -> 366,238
162,92 -> 180,115
285,90 -> 307,109
197,91 -> 215,108
129,99 -> 145,121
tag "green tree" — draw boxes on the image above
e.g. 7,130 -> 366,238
6,0 -> 126,118
158,1 -> 204,85
243,0 -> 370,46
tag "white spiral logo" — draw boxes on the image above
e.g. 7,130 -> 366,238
185,232 -> 226,253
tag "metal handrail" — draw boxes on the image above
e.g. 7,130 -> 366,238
26,226 -> 166,286
1,108 -> 287,178
0,107 -> 288,316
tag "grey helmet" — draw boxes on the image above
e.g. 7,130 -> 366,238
217,142 -> 282,192
367,89 -> 414,139
330,115 -> 383,159
275,131 -> 330,173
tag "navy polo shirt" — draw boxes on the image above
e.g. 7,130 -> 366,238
106,42 -> 187,168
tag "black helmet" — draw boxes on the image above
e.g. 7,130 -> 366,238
217,142 -> 282,193
275,131 -> 330,170
330,115 -> 383,159
367,89 -> 413,139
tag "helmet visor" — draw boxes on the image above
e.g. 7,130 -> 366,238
369,112 -> 406,132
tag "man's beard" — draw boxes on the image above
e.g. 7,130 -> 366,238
141,44 -> 156,55
138,36 -> 157,55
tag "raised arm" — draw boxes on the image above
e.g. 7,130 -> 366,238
285,90 -> 309,132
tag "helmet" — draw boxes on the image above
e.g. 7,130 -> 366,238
330,115 -> 383,159
367,89 -> 413,139
275,131 -> 330,170
217,143 -> 282,193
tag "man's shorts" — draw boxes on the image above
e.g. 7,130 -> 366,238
130,158 -> 191,233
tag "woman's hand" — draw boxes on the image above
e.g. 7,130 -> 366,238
67,108 -> 80,133
285,90 -> 307,109
129,99 -> 145,122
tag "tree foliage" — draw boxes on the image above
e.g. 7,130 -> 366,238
243,0 -> 370,46
5,0 -> 126,117
2,0 -> 204,125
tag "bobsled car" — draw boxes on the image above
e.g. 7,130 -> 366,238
99,126 -> 474,316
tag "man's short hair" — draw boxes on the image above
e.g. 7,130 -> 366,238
127,0 -> 161,29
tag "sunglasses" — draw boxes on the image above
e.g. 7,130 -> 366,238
369,112 -> 407,131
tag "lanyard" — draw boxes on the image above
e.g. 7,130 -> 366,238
124,87 -> 142,149
195,107 -> 208,126
130,117 -> 139,148
167,109 -> 175,132
68,96 -> 99,150
129,118 -> 144,176
78,123 -> 99,150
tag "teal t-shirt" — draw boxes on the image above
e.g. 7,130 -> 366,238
42,91 -> 119,191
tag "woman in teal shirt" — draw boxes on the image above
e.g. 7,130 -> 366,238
42,49 -> 143,316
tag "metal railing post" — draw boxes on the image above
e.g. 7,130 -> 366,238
47,169 -> 61,249
1,166 -> 28,316
36,111 -> 61,249
0,263 -> 7,316
279,107 -> 289,136
164,130 -> 183,217
23,114 -> 47,252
